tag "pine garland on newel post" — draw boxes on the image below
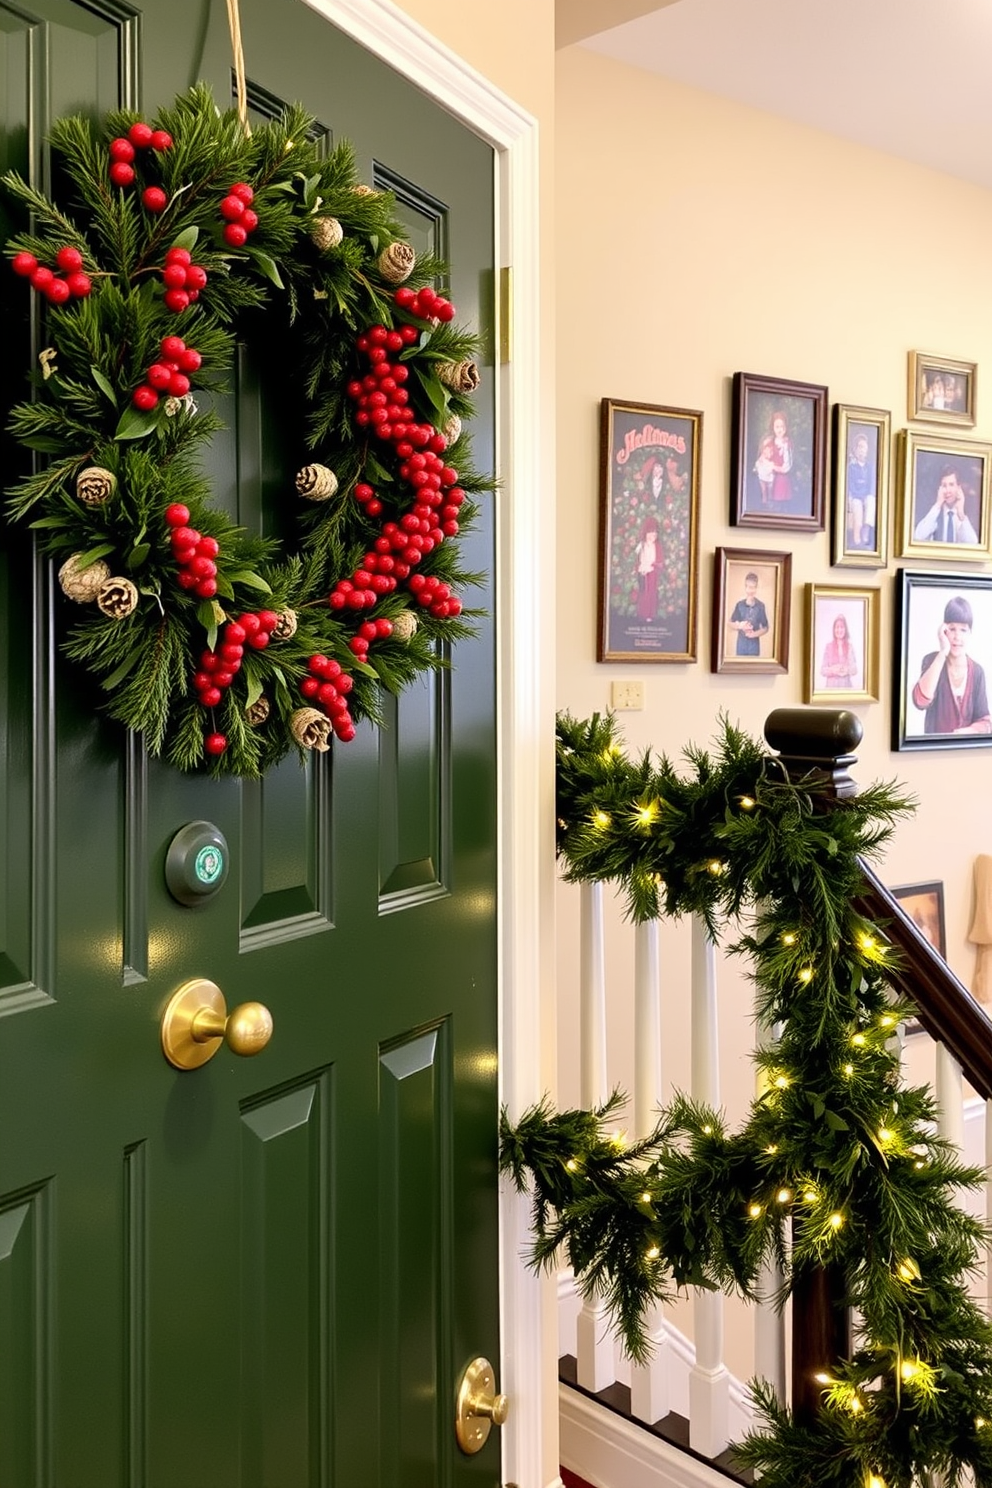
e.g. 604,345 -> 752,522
502,708 -> 992,1488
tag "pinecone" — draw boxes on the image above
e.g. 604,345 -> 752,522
59,553 -> 112,603
310,216 -> 343,251
76,465 -> 117,506
272,608 -> 298,641
351,183 -> 377,197
437,359 -> 480,394
295,464 -> 339,502
378,242 -> 415,285
392,609 -> 419,643
97,577 -> 139,619
290,707 -> 333,752
443,412 -> 463,445
245,696 -> 270,726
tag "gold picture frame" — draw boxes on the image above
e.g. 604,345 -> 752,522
831,404 -> 890,569
908,351 -> 977,428
804,583 -> 879,704
896,430 -> 992,560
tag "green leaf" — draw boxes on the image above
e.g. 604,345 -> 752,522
247,249 -> 284,290
115,405 -> 160,441
197,599 -> 219,652
823,1110 -> 850,1132
21,434 -> 70,454
91,365 -> 117,404
29,515 -> 72,530
76,542 -> 116,567
245,672 -> 264,709
215,575 -> 235,601
100,649 -> 142,690
171,225 -> 199,252
227,569 -> 272,593
126,543 -> 150,569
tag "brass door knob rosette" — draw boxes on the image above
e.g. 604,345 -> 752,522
160,978 -> 273,1070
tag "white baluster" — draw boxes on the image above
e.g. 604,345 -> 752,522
688,914 -> 731,1456
630,918 -> 672,1425
753,1000 -> 786,1402
575,881 -> 615,1392
935,1043 -> 965,1150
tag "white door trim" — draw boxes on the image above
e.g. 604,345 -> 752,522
301,4 -> 555,1484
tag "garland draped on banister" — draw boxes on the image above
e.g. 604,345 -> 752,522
501,710 -> 992,1488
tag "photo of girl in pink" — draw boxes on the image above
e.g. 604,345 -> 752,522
820,613 -> 858,689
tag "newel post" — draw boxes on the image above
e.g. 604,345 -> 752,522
763,707 -> 861,1423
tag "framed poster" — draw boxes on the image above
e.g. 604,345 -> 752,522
598,398 -> 701,663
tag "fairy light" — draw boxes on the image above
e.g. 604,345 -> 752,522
707,859 -> 725,876
748,1202 -> 763,1219
897,1258 -> 919,1282
977,1417 -> 987,1429
851,1032 -> 866,1047
797,967 -> 814,984
829,1211 -> 844,1229
776,1187 -> 792,1204
900,1359 -> 919,1381
774,1073 -> 790,1089
739,795 -> 755,810
566,1158 -> 579,1172
610,1130 -> 627,1150
867,1473 -> 887,1488
702,1124 -> 713,1135
847,1393 -> 863,1413
634,800 -> 659,828
814,1371 -> 832,1385
878,1127 -> 894,1144
843,1063 -> 855,1076
880,1013 -> 896,1028
781,932 -> 796,946
859,933 -> 876,952
645,1245 -> 660,1260
593,810 -> 611,830
803,1189 -> 818,1203
765,1143 -> 778,1154
641,1191 -> 653,1204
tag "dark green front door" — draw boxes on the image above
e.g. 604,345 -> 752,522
0,4 -> 499,1485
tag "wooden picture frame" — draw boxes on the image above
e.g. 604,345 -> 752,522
891,881 -> 947,959
908,351 -> 977,428
831,404 -> 890,568
896,430 -> 992,560
730,371 -> 828,531
711,547 -> 792,674
598,397 -> 701,663
804,583 -> 879,704
893,569 -> 992,750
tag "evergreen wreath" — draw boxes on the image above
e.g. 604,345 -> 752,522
502,711 -> 992,1488
2,85 -> 490,777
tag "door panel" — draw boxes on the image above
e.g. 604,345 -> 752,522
0,1 -> 498,1484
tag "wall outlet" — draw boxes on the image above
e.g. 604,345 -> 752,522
611,680 -> 644,711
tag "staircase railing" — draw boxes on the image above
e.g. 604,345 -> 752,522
556,707 -> 992,1486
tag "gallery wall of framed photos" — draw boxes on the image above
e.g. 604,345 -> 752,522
556,41 -> 992,1031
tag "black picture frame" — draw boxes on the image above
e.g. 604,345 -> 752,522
892,569 -> 992,750
730,371 -> 828,531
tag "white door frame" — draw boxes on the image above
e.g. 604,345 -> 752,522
304,4 -> 555,1484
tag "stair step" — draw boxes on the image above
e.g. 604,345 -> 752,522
559,1356 -> 751,1485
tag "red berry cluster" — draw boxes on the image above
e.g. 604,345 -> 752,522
109,122 -> 172,190
161,246 -> 208,314
218,183 -> 259,249
11,246 -> 91,304
195,611 -> 280,759
298,655 -> 357,743
133,335 -> 203,412
393,283 -> 455,323
165,502 -> 221,598
408,573 -> 459,618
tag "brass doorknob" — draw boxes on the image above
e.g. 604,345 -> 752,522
455,1356 -> 509,1454
161,978 -> 273,1070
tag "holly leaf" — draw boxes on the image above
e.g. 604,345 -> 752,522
91,365 -> 117,404
171,225 -> 199,253
115,405 -> 160,441
100,648 -> 142,690
245,672 -> 264,709
247,249 -> 284,290
214,574 -> 235,601
76,542 -> 116,567
227,569 -> 272,593
126,543 -> 150,569
197,598 -> 222,652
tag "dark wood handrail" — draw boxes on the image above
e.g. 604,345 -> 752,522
854,858 -> 992,1101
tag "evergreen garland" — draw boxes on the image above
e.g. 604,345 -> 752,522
502,710 -> 992,1487
2,86 -> 490,776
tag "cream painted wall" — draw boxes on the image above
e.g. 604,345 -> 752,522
555,39 -> 992,1387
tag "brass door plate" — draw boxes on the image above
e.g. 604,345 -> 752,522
160,978 -> 225,1070
454,1355 -> 508,1454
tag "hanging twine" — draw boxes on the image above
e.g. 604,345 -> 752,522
226,0 -> 251,134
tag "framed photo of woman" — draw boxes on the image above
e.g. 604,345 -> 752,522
893,570 -> 992,751
831,404 -> 890,568
598,398 -> 702,663
711,547 -> 791,674
804,584 -> 879,704
730,371 -> 828,532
